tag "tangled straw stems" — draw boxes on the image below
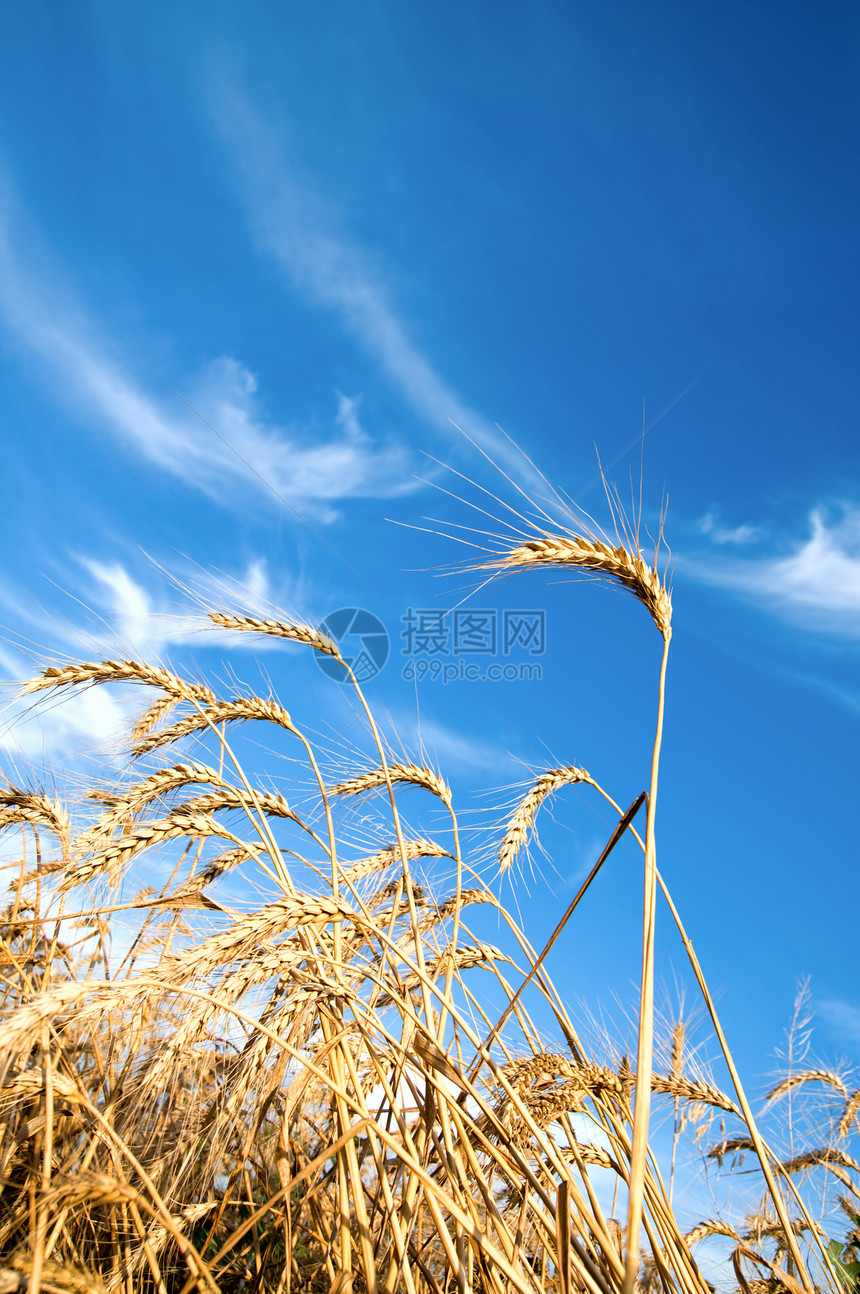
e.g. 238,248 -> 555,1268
498,765 -> 594,873
480,533 -> 672,639
209,611 -> 343,660
330,763 -> 452,806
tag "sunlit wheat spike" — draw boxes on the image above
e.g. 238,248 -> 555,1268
839,1090 -> 860,1140
132,696 -> 296,755
156,787 -> 301,825
670,1018 -> 686,1080
45,1171 -> 141,1208
61,810 -> 233,891
330,763 -> 452,806
209,611 -> 343,660
77,760 -> 230,851
429,888 -> 497,922
650,1073 -> 741,1117
480,533 -> 672,638
0,789 -> 68,841
22,658 -> 216,702
685,1220 -> 743,1247
781,1147 -> 860,1176
766,1069 -> 849,1102
131,693 -> 181,742
498,765 -> 593,873
340,838 -> 453,882
563,1142 -> 618,1171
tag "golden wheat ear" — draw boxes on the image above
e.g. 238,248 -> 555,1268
478,532 -> 672,639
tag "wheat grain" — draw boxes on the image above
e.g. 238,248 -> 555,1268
0,791 -> 68,841
766,1070 -> 849,1102
330,763 -> 451,806
685,1220 -> 742,1246
209,612 -> 343,660
130,693 -> 182,742
133,697 -> 296,755
782,1147 -> 860,1176
480,533 -> 672,638
22,659 -> 215,702
498,766 -> 593,873
340,838 -> 453,882
839,1090 -> 860,1140
61,810 -> 234,890
651,1073 -> 741,1117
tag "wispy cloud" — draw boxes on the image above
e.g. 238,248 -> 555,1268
212,90 -> 535,480
0,640 -> 128,763
0,185 -> 416,519
698,511 -> 761,545
0,551 -> 308,760
686,504 -> 860,637
817,997 -> 860,1049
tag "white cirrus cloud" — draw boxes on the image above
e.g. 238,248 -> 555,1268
0,184 -> 416,520
687,504 -> 860,637
698,511 -> 762,545
211,87 -> 539,483
0,550 -> 312,763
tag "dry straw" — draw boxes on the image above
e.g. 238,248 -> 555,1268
0,485 -> 852,1294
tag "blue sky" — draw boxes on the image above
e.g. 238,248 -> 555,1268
0,1 -> 858,1104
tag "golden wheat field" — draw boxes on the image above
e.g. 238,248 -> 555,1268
1,505 -> 857,1294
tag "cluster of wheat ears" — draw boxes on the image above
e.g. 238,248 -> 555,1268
0,504 -> 857,1294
